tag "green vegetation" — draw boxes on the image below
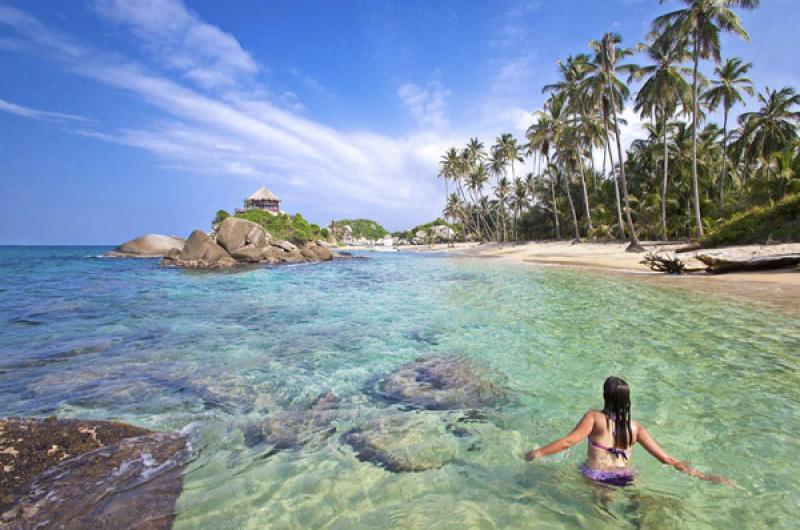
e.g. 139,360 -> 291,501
333,219 -> 388,240
437,1 -> 800,247
212,209 -> 230,226
235,210 -> 328,242
702,194 -> 800,247
394,218 -> 462,240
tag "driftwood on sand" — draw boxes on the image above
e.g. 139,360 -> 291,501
695,253 -> 800,274
641,252 -> 687,274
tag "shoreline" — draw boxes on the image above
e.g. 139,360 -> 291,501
361,240 -> 800,312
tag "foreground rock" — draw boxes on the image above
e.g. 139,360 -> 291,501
106,234 -> 185,257
0,417 -> 189,530
341,412 -> 477,473
368,356 -> 506,410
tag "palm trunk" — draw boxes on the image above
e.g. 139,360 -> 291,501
606,76 -> 642,251
604,114 -> 625,240
661,111 -> 669,240
577,152 -> 593,235
690,30 -> 704,238
546,152 -> 561,239
560,158 -> 580,241
718,106 -> 729,211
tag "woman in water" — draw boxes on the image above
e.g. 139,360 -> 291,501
525,376 -> 734,486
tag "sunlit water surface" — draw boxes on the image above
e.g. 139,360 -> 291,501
1,246 -> 798,529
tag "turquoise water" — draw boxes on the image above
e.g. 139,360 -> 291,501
1,246 -> 799,529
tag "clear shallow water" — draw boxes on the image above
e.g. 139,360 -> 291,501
1,246 -> 799,529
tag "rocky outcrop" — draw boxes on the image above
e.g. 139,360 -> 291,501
106,234 -> 185,257
300,241 -> 333,262
430,225 -> 456,242
162,230 -> 238,269
368,356 -> 506,410
158,220 -> 334,269
216,217 -> 269,254
0,417 -> 188,530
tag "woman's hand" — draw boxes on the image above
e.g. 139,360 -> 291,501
524,449 -> 540,461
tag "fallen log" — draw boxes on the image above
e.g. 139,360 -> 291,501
696,253 -> 800,274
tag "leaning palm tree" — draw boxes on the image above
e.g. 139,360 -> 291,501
634,38 -> 691,239
703,57 -> 754,209
652,0 -> 761,237
594,33 -> 644,251
738,86 -> 800,181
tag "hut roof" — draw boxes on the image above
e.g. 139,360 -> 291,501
247,186 -> 280,202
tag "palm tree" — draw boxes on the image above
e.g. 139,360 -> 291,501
703,57 -> 754,209
738,86 -> 800,181
584,37 -> 638,242
634,38 -> 691,239
493,176 -> 512,241
511,177 -> 529,240
527,99 -> 568,240
545,55 -> 596,236
536,92 -> 581,240
595,33 -> 643,251
652,0 -> 761,238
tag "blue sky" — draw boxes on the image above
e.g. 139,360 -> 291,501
1,0 -> 798,244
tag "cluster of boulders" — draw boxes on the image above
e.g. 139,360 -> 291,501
107,217 -> 333,269
409,225 -> 456,245
0,417 -> 189,530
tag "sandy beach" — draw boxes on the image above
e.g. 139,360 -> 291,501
393,240 -> 800,311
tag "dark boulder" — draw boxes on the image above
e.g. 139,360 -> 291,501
0,417 -> 188,530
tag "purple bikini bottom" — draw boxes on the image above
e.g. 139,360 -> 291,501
580,464 -> 637,487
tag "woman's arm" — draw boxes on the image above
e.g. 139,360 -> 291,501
637,424 -> 736,486
525,411 -> 594,461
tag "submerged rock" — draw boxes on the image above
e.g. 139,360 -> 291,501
106,234 -> 186,257
369,356 -> 505,410
0,417 -> 188,530
243,392 -> 343,450
341,412 -> 468,473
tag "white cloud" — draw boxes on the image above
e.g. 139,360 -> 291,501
397,81 -> 450,130
0,98 -> 90,122
92,0 -> 258,89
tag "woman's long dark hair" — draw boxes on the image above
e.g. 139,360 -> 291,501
603,376 -> 633,450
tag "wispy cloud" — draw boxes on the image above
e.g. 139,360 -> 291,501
397,80 -> 450,130
0,98 -> 90,122
91,0 -> 259,90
